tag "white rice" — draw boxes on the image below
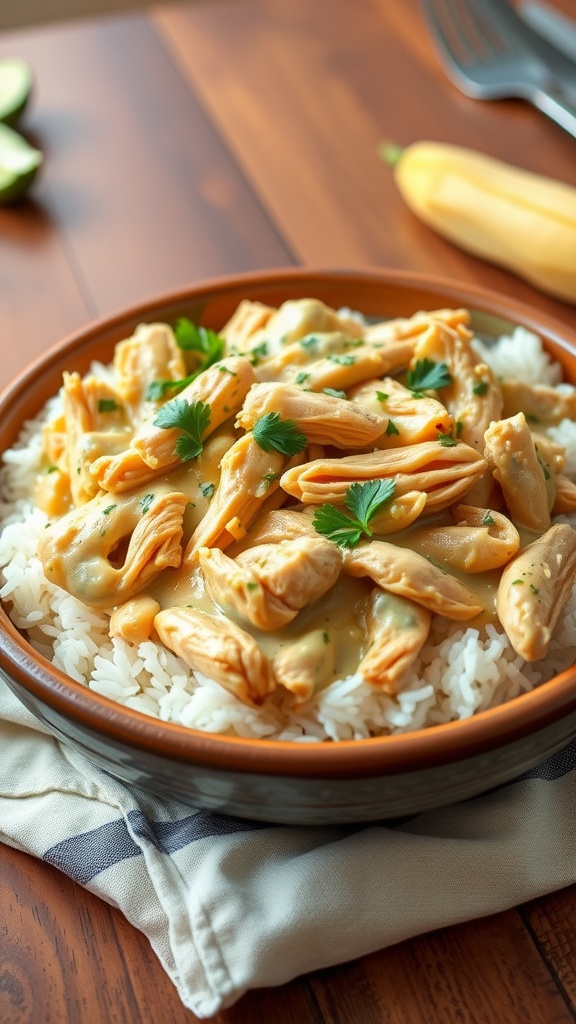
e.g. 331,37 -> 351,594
1,327 -> 576,741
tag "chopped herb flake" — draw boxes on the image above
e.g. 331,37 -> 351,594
200,482 -> 215,499
102,504 -> 117,516
472,380 -> 489,396
327,353 -> 356,366
140,493 -> 155,515
323,388 -> 347,400
375,390 -> 389,402
482,511 -> 495,526
97,398 -> 120,413
437,432 -> 457,447
386,419 -> 400,437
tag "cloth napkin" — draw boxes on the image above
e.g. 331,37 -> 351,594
1,676 -> 576,1018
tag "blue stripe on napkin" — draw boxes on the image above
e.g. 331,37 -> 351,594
43,809 -> 269,884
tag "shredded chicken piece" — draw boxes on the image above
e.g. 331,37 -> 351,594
62,372 -> 133,506
237,382 -> 386,448
113,322 -> 186,407
199,535 -> 341,631
412,320 -> 503,452
109,596 -> 161,643
38,489 -> 188,606
272,629 -> 335,701
501,379 -> 576,424
484,413 -> 552,533
154,606 -> 275,705
343,540 -> 483,619
408,505 -> 520,573
134,356 -> 256,469
235,509 -> 318,550
348,376 -> 453,447
552,475 -> 576,515
184,433 -> 294,562
34,466 -> 72,518
497,524 -> 576,660
280,440 -> 486,513
358,588 -> 431,692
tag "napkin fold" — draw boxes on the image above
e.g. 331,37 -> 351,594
1,675 -> 575,1018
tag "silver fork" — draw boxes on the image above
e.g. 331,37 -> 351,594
421,0 -> 576,137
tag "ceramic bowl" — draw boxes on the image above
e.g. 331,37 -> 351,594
2,267 -> 576,825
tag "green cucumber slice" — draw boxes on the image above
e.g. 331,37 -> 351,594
0,57 -> 33,126
0,122 -> 42,204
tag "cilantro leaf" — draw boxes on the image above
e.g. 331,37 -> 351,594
153,398 -> 211,462
313,478 -> 396,548
437,432 -> 458,447
407,358 -> 453,393
252,412 -> 307,456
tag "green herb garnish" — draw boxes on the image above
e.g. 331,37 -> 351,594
140,493 -> 155,515
153,398 -> 211,461
323,388 -> 347,400
437,432 -> 457,447
386,419 -> 400,437
200,482 -> 215,499
97,398 -> 120,413
327,353 -> 356,366
252,412 -> 307,456
375,390 -> 389,402
312,479 -> 396,548
146,319 -> 225,399
472,380 -> 489,396
102,504 -> 117,516
482,511 -> 495,527
407,358 -> 452,393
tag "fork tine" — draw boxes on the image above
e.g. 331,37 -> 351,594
466,0 -> 526,55
421,0 -> 477,72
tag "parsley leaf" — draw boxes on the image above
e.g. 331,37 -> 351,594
146,319 -> 225,399
386,419 -> 400,436
407,358 -> 453,393
472,380 -> 489,396
437,432 -> 458,447
252,412 -> 307,456
153,398 -> 211,462
313,479 -> 396,548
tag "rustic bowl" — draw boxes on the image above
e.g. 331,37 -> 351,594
1,267 -> 576,825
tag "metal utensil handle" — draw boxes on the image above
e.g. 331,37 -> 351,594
532,88 -> 576,138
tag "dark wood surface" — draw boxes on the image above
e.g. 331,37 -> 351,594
1,1 -> 576,1020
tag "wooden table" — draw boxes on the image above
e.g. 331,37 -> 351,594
2,1 -> 576,1020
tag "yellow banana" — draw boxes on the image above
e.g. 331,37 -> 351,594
387,141 -> 576,303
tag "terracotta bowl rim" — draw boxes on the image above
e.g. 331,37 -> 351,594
2,264 -> 576,779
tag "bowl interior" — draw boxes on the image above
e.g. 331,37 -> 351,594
2,266 -> 576,778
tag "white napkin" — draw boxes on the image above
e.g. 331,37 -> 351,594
1,675 -> 575,1018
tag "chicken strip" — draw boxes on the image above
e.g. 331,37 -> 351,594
280,440 -> 486,513
62,371 -> 133,505
113,322 -> 186,408
407,505 -> 520,573
236,382 -> 386,448
484,413 -> 552,533
109,595 -> 161,644
184,433 -> 292,561
343,540 -> 483,620
154,606 -> 274,705
497,524 -> 576,661
412,320 -> 503,452
199,534 -> 341,631
38,488 -> 188,606
272,629 -> 336,702
348,376 -> 453,447
501,378 -> 576,425
358,588 -> 431,693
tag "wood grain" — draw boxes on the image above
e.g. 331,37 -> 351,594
1,1 -> 576,1022
0,13 -> 294,360
153,0 -> 576,328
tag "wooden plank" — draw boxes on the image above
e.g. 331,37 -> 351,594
309,911 -> 575,1024
0,15 -> 294,335
523,885 -> 576,1015
153,0 -> 576,327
